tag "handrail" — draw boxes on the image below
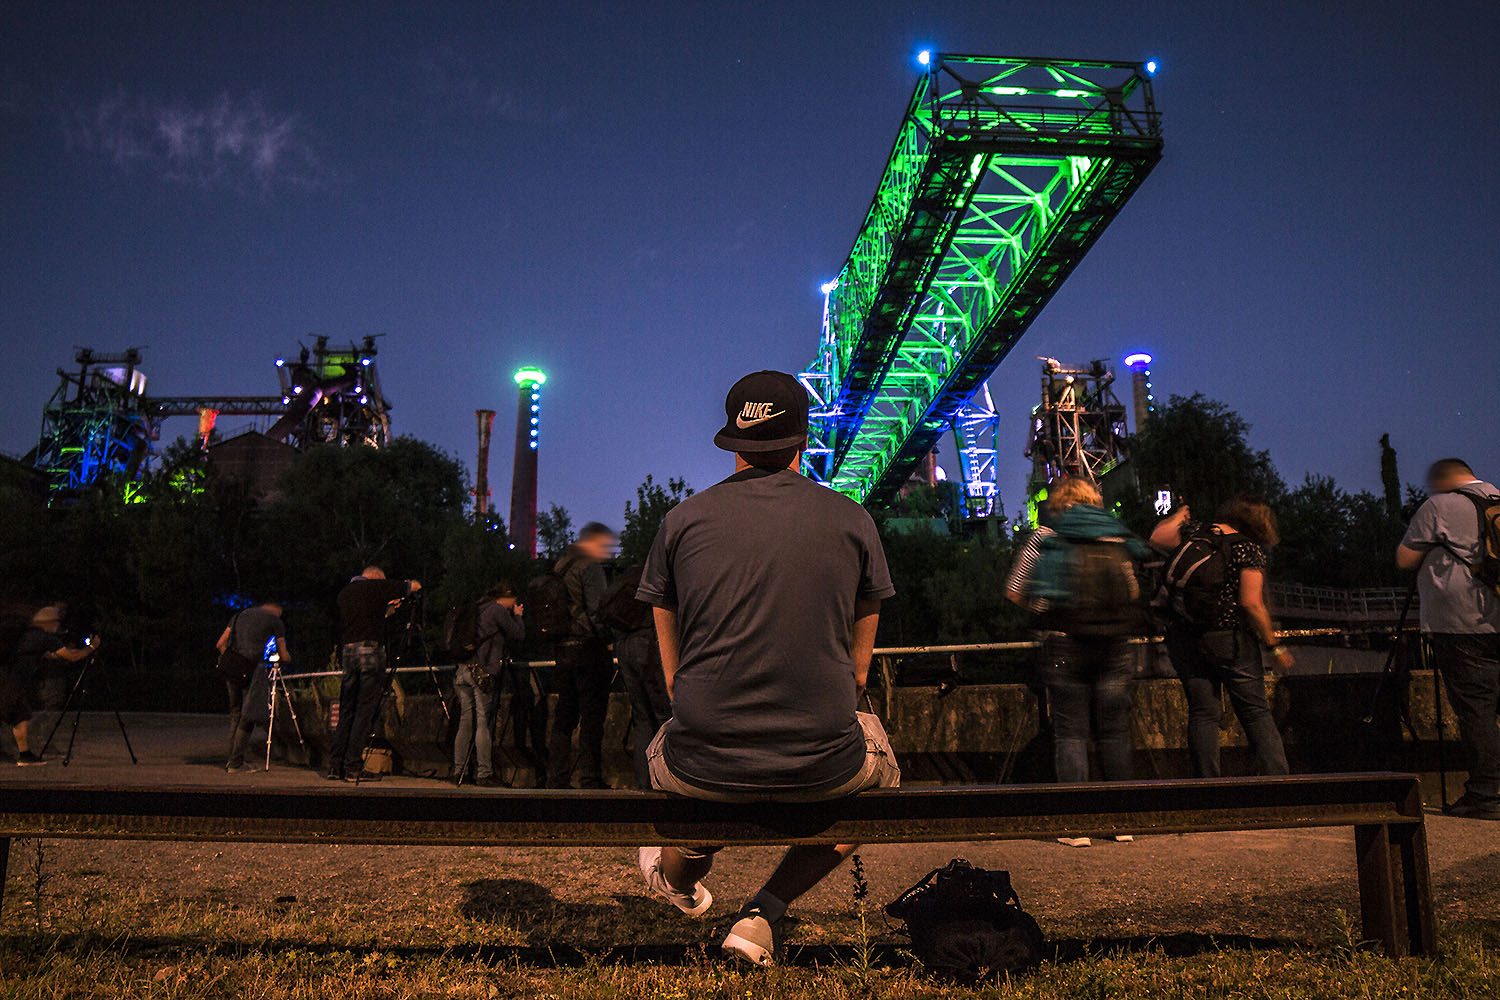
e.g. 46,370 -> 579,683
276,627 -> 1360,682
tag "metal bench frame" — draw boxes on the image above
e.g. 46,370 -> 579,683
0,772 -> 1435,956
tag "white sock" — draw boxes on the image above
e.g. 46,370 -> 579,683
747,890 -> 788,923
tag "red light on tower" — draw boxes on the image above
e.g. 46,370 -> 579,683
509,368 -> 546,558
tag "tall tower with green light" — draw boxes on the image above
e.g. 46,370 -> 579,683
510,368 -> 546,558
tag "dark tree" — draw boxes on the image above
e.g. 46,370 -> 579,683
1379,433 -> 1401,519
618,475 -> 693,566
536,504 -> 575,559
1125,393 -> 1284,533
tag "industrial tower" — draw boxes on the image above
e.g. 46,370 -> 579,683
798,53 -> 1162,510
30,338 -> 391,498
1023,357 -> 1131,524
473,409 -> 496,519
509,368 -> 545,558
1123,352 -> 1157,431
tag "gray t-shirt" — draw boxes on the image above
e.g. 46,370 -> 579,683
228,607 -> 287,662
1402,481 -> 1500,634
637,467 -> 895,796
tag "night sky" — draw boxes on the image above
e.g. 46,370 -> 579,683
3,1 -> 1497,526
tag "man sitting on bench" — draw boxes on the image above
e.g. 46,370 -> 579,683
634,369 -> 900,967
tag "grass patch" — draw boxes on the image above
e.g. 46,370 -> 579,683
1,922 -> 1497,998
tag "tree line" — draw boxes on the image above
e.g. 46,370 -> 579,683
0,393 -> 1416,709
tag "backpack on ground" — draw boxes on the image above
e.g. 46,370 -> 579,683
885,858 -> 1045,983
1455,489 -> 1500,598
598,565 -> 654,634
441,600 -> 486,662
526,566 -> 575,642
1153,527 -> 1232,628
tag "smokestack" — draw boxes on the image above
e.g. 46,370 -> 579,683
1123,353 -> 1156,432
474,409 -> 496,519
509,368 -> 546,558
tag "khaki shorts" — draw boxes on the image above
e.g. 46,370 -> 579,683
647,711 -> 901,803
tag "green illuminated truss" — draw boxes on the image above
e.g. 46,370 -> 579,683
800,54 -> 1162,506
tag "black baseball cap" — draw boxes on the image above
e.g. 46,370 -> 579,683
712,370 -> 809,453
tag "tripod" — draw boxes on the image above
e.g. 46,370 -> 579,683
263,657 -> 307,771
40,655 -> 138,766
352,597 -> 448,784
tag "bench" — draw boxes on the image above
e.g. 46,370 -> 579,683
0,772 -> 1434,957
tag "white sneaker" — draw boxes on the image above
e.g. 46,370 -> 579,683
1057,836 -> 1092,848
637,847 -> 713,916
722,907 -> 778,967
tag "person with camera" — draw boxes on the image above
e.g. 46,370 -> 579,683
633,370 -> 899,967
327,567 -> 420,782
452,582 -> 524,787
1397,458 -> 1500,820
214,601 -> 289,773
545,522 -> 617,789
6,606 -> 97,765
1151,495 -> 1292,778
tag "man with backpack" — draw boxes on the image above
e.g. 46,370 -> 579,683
1007,478 -> 1147,805
1397,458 -> 1500,820
541,522 -> 617,789
600,564 -> 669,788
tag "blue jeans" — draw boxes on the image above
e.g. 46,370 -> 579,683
453,665 -> 498,779
1429,633 -> 1500,804
328,642 -> 387,776
1167,628 -> 1288,778
1042,635 -> 1135,782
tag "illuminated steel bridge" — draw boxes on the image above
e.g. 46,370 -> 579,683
799,53 -> 1163,512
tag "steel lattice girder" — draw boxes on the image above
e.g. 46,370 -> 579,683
806,55 -> 1162,504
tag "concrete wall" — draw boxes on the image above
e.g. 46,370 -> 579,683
282,668 -> 1464,791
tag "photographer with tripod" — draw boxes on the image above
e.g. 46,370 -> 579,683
214,601 -> 289,773
326,567 -> 420,783
452,582 -> 525,787
4,607 -> 97,765
1397,459 -> 1500,820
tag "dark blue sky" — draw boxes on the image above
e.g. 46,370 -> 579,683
4,1 -> 1497,525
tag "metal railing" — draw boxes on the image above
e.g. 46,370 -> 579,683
278,629 -> 1355,683
1269,583 -> 1415,624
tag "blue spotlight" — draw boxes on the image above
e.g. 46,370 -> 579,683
1145,60 -> 1158,75
917,49 -> 932,67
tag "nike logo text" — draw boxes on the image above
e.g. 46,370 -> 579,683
736,402 -> 783,429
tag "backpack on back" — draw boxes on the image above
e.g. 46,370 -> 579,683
441,600 -> 486,662
1059,538 -> 1145,637
1456,489 -> 1500,597
1154,528 -> 1231,628
526,566 -> 575,642
1033,532 -> 1144,638
598,564 -> 654,634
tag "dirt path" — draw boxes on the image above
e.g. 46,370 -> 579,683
7,713 -> 1499,952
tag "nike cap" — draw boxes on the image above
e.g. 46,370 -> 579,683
712,370 -> 809,454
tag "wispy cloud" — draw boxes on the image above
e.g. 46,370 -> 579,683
63,91 -> 328,192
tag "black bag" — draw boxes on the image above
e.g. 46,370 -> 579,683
527,567 -> 575,642
885,859 -> 1044,982
598,565 -> 654,634
1045,537 -> 1146,638
1153,527 -> 1232,628
442,600 -> 487,662
215,614 -> 256,686
1454,488 -> 1500,598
